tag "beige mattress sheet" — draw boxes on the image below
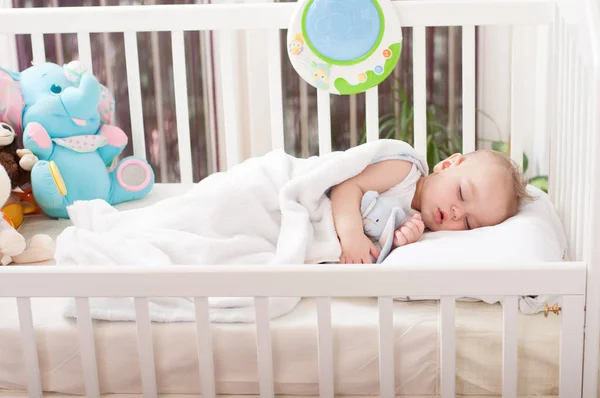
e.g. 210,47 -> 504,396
0,296 -> 561,396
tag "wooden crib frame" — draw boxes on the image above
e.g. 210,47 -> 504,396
0,0 -> 599,397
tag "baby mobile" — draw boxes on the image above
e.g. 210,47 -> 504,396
287,0 -> 403,95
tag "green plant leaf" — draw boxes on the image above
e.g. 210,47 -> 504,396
452,133 -> 461,154
529,175 -> 548,193
491,140 -> 509,153
428,140 -> 441,171
400,109 -> 414,135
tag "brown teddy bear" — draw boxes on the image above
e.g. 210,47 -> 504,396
0,122 -> 54,265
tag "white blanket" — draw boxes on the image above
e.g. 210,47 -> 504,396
56,140 -> 428,323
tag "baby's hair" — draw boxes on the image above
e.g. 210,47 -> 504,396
464,148 -> 533,216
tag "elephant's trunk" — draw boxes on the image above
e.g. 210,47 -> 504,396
60,72 -> 101,121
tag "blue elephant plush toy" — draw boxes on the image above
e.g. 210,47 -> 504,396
360,190 -> 407,264
0,61 -> 155,219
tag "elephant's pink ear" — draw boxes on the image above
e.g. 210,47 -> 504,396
0,69 -> 24,138
97,84 -> 115,125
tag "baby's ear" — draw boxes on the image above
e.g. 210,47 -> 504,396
433,153 -> 464,173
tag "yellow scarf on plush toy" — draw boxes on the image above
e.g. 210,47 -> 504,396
2,203 -> 22,229
1,190 -> 39,230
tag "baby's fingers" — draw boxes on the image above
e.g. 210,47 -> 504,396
394,229 -> 408,247
370,244 -> 380,261
413,218 -> 425,236
403,221 -> 421,242
400,225 -> 414,242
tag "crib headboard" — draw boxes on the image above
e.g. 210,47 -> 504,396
553,0 -> 600,395
0,0 -> 600,394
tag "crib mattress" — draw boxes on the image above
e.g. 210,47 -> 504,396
0,296 -> 561,396
3,183 -> 562,395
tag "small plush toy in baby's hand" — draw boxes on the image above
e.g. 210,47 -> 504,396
360,190 -> 407,263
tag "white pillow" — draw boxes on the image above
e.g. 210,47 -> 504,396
382,185 -> 568,311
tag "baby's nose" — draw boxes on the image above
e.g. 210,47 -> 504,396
451,205 -> 464,220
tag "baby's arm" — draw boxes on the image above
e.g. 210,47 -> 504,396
393,213 -> 425,248
330,160 -> 413,264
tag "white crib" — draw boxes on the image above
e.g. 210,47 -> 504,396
0,0 -> 598,397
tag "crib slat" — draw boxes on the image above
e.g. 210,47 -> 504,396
134,297 -> 157,398
582,80 -> 599,397
316,297 -> 334,398
366,87 -> 379,142
440,297 -> 456,398
31,33 -> 46,64
412,26 -> 427,157
171,30 -> 194,184
557,24 -> 571,224
462,25 -> 476,154
554,19 -> 565,218
564,37 -> 575,252
575,64 -> 587,261
559,296 -> 585,398
76,32 -> 93,73
583,74 -> 593,257
378,297 -> 394,398
317,90 -> 332,155
194,297 -> 216,398
124,31 -> 147,160
502,296 -> 518,398
572,57 -> 583,259
268,29 -> 285,151
219,30 -> 243,169
17,298 -> 42,398
548,9 -> 560,204
509,26 -> 525,169
75,298 -> 100,397
562,36 -> 575,257
254,297 -> 274,398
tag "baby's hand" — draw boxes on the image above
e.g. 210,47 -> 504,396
393,213 -> 425,248
339,232 -> 380,264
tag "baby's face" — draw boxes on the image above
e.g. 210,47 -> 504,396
418,153 -> 513,232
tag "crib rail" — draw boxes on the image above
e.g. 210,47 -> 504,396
0,263 -> 586,298
0,2 -> 553,34
0,263 -> 587,398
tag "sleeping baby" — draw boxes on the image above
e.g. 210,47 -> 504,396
330,149 -> 532,264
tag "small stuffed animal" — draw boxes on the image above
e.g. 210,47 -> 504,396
0,122 -> 54,265
0,122 -> 31,185
360,190 -> 407,263
0,60 -> 155,219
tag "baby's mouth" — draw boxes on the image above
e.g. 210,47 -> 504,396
435,208 -> 447,225
434,208 -> 442,224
